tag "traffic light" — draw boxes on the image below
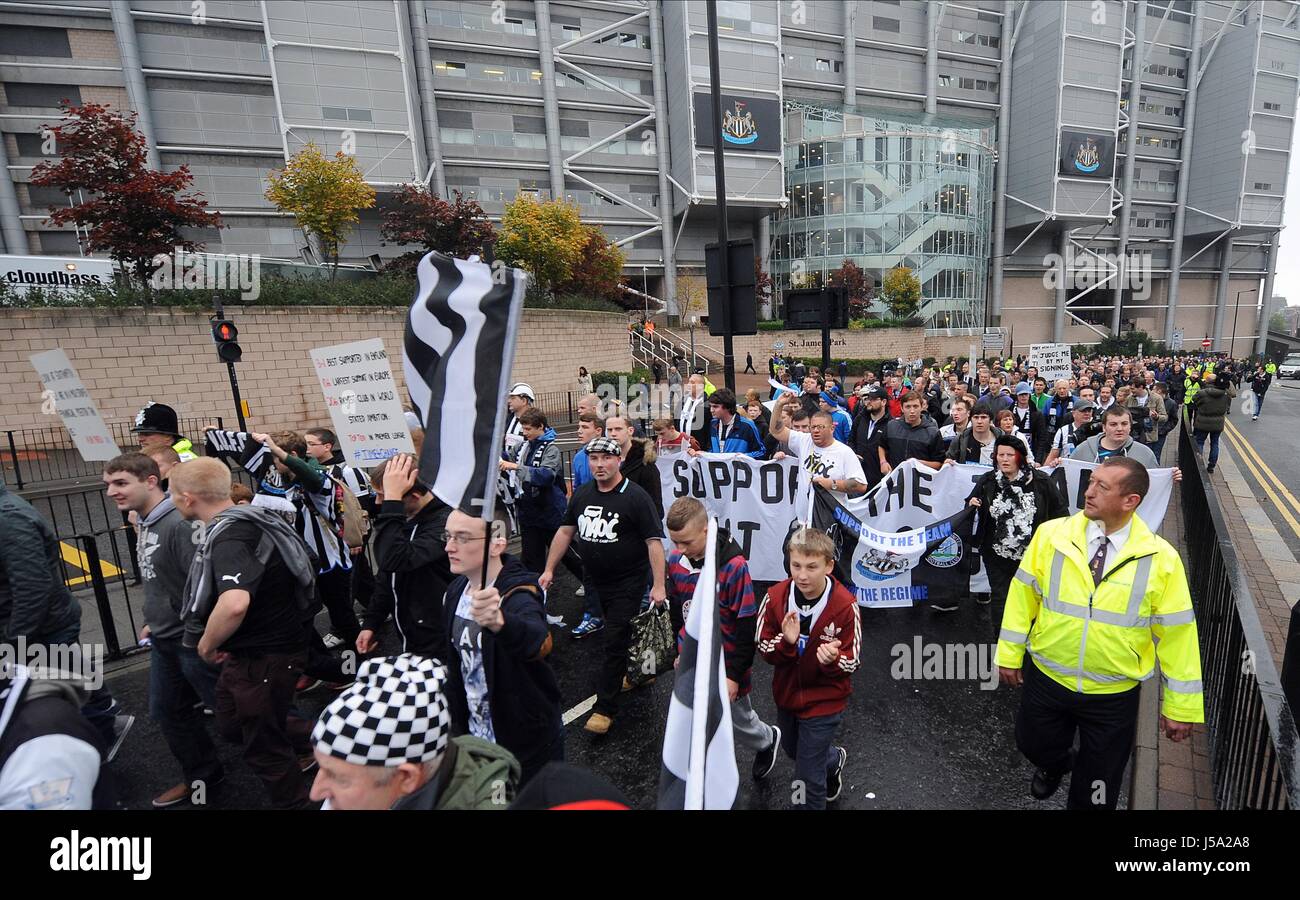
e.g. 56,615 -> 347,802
211,318 -> 242,363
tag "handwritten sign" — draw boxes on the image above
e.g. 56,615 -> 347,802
1029,343 -> 1072,383
29,349 -> 121,461
310,338 -> 414,465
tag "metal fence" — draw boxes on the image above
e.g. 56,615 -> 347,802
3,416 -> 221,490
1178,420 -> 1300,808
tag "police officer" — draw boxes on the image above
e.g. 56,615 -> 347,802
997,456 -> 1203,810
131,402 -> 198,461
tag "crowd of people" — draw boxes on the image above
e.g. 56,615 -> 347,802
0,345 -> 1273,810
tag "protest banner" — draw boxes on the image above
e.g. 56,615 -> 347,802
310,338 -> 414,465
1029,343 -> 1072,383
29,348 -> 120,461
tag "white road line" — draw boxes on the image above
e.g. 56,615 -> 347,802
562,694 -> 597,726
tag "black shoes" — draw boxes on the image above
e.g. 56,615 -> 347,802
1030,767 -> 1065,800
752,726 -> 781,781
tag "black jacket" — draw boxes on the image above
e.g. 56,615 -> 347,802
0,485 -> 80,641
365,497 -> 453,662
946,427 -> 1005,464
849,408 -> 891,487
620,439 -> 663,519
1006,403 -> 1050,462
442,555 -> 562,766
967,468 -> 1069,557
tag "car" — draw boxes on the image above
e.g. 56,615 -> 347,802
1280,355 -> 1300,380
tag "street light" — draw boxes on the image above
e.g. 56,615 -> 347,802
1231,288 -> 1257,360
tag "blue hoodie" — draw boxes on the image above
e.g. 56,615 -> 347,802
513,427 -> 568,529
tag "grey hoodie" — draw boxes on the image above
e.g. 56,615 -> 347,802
1068,433 -> 1159,468
137,496 -> 198,641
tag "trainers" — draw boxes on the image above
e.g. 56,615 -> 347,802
622,675 -> 655,692
295,676 -> 323,693
752,726 -> 781,781
826,746 -> 848,802
575,585 -> 586,597
1253,415 -> 1259,421
571,614 -> 604,639
1206,464 -> 1215,474
106,714 -> 135,763
321,633 -> 344,649
1030,767 -> 1065,800
584,713 -> 613,735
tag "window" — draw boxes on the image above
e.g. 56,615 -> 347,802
502,16 -> 537,36
0,25 -> 72,57
954,29 -> 977,45
815,58 -> 842,73
938,74 -> 952,87
321,107 -> 372,122
1263,101 -> 1282,111
1254,182 -> 1274,191
873,16 -> 901,33
560,24 -> 582,38
435,61 -> 466,76
5,83 -> 82,108
595,31 -> 650,49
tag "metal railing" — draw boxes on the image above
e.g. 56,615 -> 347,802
1179,418 -> 1300,808
3,416 -> 221,490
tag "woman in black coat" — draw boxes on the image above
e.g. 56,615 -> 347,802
968,434 -> 1069,630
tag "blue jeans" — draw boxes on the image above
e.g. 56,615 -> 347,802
1254,392 -> 1265,416
776,708 -> 843,810
35,622 -> 120,747
1193,429 -> 1221,468
149,637 -> 223,784
582,577 -> 602,619
1149,433 -> 1170,463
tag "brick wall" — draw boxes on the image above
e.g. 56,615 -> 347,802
0,306 -> 631,436
66,28 -> 120,61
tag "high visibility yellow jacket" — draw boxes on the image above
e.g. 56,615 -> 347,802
1265,362 -> 1277,375
996,511 -> 1204,723
172,437 -> 198,462
1183,376 -> 1201,406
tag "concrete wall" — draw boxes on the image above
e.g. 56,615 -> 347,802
0,306 -> 631,434
723,327 -> 979,372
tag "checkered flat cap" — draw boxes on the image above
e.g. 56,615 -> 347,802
585,437 -> 622,456
311,654 -> 451,767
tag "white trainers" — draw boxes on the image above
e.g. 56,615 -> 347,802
575,585 -> 586,597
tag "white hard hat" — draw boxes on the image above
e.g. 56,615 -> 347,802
509,382 -> 536,400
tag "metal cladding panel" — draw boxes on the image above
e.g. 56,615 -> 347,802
1004,1 -> 1064,228
1184,19 -> 1264,233
662,0 -> 697,196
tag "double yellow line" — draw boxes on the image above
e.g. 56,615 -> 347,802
1221,419 -> 1300,541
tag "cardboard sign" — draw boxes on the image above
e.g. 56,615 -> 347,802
310,338 -> 414,465
29,349 -> 121,461
1030,343 -> 1072,382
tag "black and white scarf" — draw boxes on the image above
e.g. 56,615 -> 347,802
988,467 -> 1038,561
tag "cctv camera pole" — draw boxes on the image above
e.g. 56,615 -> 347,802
706,0 -> 735,392
212,294 -> 247,431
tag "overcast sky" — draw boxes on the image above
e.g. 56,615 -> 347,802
1271,128 -> 1300,307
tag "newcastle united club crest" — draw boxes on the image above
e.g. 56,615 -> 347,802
1072,137 -> 1100,174
722,101 -> 758,146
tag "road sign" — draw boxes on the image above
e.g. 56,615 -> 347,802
1201,338 -> 1212,349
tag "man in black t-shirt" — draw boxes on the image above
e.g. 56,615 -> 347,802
170,458 -> 313,809
540,438 -> 666,736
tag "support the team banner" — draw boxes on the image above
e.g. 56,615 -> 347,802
813,490 -> 976,608
654,454 -> 1174,589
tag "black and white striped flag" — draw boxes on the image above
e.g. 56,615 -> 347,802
403,251 -> 526,517
658,516 -> 739,809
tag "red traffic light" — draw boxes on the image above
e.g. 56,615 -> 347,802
211,318 -> 242,363
213,320 -> 238,342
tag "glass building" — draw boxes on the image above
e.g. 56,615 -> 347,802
772,102 -> 996,329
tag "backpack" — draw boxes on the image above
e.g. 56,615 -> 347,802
328,472 -> 369,551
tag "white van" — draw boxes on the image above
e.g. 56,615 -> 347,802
1279,354 -> 1300,379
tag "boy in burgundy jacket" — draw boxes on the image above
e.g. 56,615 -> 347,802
756,527 -> 861,809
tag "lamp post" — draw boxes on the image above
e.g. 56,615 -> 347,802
1231,288 -> 1256,361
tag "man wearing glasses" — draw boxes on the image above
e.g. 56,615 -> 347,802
356,454 -> 453,664
768,394 -> 868,505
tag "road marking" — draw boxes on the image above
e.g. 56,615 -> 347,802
562,695 -> 597,726
1223,420 -> 1300,518
1220,430 -> 1300,541
58,540 -> 123,586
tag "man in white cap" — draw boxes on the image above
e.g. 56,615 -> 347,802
505,383 -> 535,448
309,653 -> 520,810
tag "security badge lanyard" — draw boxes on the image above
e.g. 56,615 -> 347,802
787,577 -> 833,656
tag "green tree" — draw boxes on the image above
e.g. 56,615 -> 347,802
496,195 -> 588,293
880,265 -> 921,319
265,143 -> 376,279
1268,311 -> 1288,334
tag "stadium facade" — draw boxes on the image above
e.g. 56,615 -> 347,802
0,0 -> 1296,353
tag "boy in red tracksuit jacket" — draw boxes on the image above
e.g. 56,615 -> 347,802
757,527 -> 860,809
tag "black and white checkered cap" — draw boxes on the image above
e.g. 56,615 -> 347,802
584,437 -> 622,456
311,654 -> 451,766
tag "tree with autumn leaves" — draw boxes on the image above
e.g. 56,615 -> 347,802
495,194 -> 626,302
265,143 -> 376,279
29,102 -> 222,288
379,185 -> 495,275
827,259 -> 875,320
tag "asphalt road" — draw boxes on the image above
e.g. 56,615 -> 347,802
1216,378 -> 1300,559
100,562 -> 1077,810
